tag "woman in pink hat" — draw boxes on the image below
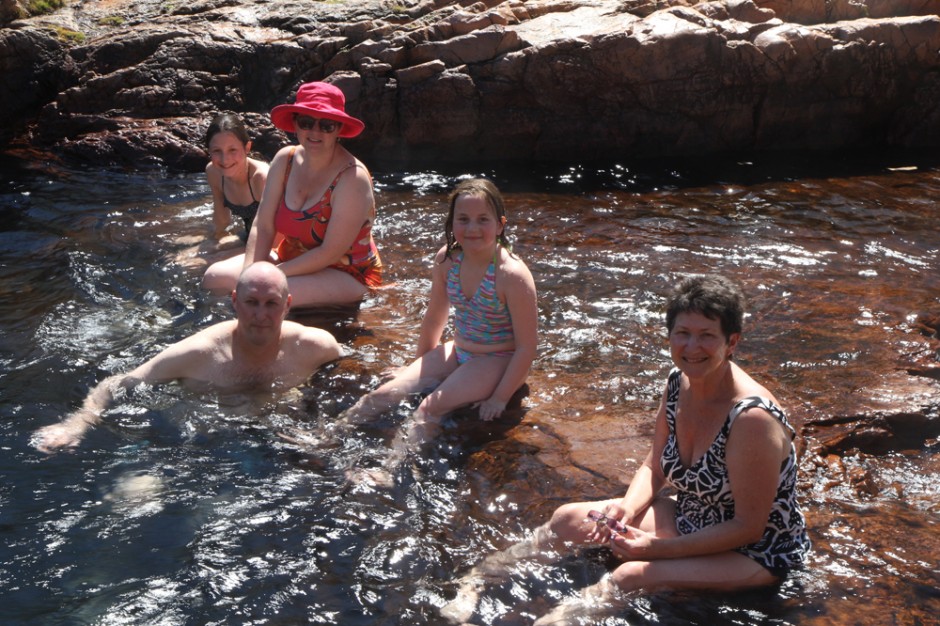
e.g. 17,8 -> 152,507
202,81 -> 382,307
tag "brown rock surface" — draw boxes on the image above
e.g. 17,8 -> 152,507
0,0 -> 938,168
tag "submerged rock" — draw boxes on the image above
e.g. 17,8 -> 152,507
0,0 -> 938,168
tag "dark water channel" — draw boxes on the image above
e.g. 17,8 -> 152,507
1,153 -> 937,625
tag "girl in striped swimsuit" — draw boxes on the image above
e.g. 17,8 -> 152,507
344,178 -> 538,484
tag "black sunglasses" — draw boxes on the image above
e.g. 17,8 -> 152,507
293,115 -> 341,133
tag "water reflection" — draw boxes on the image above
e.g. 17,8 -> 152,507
0,153 -> 937,624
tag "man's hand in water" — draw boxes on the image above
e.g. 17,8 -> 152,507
32,412 -> 95,454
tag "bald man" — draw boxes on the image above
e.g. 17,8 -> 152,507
33,262 -> 342,453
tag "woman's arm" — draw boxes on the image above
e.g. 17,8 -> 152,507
245,147 -> 290,268
477,255 -> 538,420
608,388 -> 670,525
612,406 -> 789,561
275,162 -> 375,277
415,248 -> 452,358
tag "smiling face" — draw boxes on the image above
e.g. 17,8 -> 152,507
293,113 -> 340,152
444,179 -> 509,256
669,311 -> 739,377
451,192 -> 505,254
208,130 -> 250,179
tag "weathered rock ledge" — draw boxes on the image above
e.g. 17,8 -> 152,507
1,0 -> 939,169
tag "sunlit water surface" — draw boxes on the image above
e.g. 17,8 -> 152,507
1,153 -> 938,625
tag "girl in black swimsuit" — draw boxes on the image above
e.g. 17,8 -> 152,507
205,113 -> 269,242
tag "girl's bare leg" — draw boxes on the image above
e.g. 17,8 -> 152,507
341,343 -> 457,425
381,353 -> 513,475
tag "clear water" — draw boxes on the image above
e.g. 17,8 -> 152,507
1,152 -> 938,625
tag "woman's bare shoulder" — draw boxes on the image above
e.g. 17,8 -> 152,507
733,364 -> 780,406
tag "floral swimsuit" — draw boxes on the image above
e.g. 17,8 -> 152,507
273,147 -> 382,287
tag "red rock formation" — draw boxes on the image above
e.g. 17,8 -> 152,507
0,0 -> 938,167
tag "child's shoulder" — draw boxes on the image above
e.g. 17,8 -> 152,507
498,246 -> 531,273
426,245 -> 450,274
432,244 -> 454,263
497,247 -> 535,292
249,157 -> 270,176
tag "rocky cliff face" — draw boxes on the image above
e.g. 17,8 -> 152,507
2,0 -> 939,169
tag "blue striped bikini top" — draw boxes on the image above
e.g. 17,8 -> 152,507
445,250 -> 514,345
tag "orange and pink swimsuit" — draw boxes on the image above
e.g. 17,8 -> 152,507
273,147 -> 382,287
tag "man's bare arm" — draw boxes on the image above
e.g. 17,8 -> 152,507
32,373 -> 143,453
32,329 -> 217,454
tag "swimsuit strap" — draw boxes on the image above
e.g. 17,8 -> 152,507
728,395 -> 796,440
282,146 -> 297,187
331,162 -> 357,189
247,164 -> 257,202
221,166 -> 258,204
282,148 -> 357,214
448,248 -> 500,300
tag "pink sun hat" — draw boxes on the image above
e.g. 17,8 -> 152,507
270,81 -> 365,138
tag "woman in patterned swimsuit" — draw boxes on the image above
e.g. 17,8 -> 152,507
442,274 -> 810,625
202,82 -> 381,308
341,178 -> 538,484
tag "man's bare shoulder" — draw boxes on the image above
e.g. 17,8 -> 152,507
129,320 -> 236,384
175,320 -> 236,350
282,321 -> 343,363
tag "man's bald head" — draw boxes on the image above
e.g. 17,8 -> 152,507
235,262 -> 290,300
231,263 -> 292,345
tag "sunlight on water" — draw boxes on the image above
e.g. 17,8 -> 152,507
0,156 -> 937,625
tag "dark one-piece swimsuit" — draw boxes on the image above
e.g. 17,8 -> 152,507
222,176 -> 259,239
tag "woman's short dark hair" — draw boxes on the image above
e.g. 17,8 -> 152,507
665,274 -> 745,339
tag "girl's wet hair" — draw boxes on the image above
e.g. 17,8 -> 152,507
665,274 -> 745,339
444,178 -> 510,258
205,112 -> 250,147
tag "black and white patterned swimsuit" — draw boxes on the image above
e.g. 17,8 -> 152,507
660,368 -> 810,575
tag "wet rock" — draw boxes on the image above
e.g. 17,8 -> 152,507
0,0 -> 938,168
757,0 -> 940,24
914,312 -> 940,338
0,1 -> 23,24
847,464 -> 879,497
808,401 -> 940,457
899,311 -> 940,379
0,26 -> 74,146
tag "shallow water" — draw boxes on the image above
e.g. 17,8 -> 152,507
1,153 -> 937,625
